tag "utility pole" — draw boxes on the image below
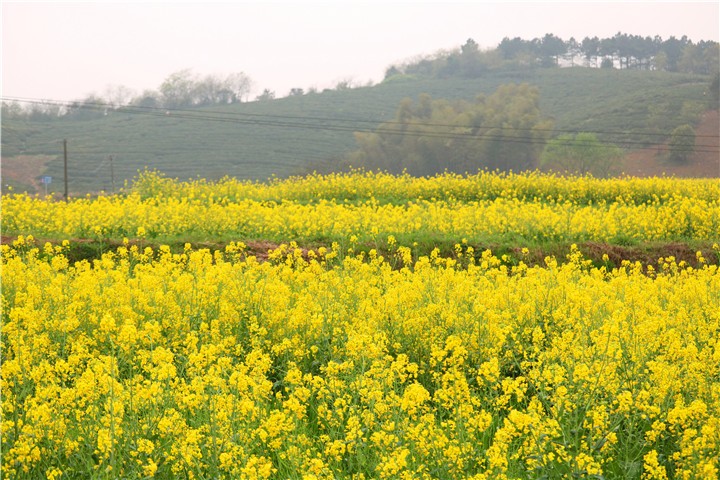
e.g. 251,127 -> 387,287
109,155 -> 115,194
63,139 -> 69,201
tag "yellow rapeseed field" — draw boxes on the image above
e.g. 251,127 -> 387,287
2,170 -> 719,243
1,171 -> 719,479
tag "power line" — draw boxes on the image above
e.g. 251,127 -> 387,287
2,96 -> 718,154
4,95 -> 716,140
3,95 -> 712,146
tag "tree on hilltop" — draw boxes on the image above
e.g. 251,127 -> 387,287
159,69 -> 253,108
668,124 -> 695,164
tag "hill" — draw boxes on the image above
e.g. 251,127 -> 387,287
1,68 -> 716,194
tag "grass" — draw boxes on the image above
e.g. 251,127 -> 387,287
1,68 -> 712,194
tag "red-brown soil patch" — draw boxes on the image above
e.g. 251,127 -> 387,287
622,110 -> 719,177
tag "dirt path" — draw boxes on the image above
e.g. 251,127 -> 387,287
1,155 -> 56,192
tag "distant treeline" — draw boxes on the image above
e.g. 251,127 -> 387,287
385,33 -> 719,79
2,70 -> 255,120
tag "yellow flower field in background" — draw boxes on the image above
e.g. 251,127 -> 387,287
2,239 -> 719,479
2,170 -> 719,244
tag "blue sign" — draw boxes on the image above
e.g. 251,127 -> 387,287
41,176 -> 52,185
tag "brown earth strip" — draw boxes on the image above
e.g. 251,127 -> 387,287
2,236 -> 717,270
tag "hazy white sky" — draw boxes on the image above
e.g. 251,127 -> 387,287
2,1 -> 719,102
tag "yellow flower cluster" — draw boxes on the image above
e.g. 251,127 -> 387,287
130,169 -> 720,205
2,239 -> 719,478
2,171 -> 719,243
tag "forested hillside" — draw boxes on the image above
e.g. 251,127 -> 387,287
2,33 -> 717,194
